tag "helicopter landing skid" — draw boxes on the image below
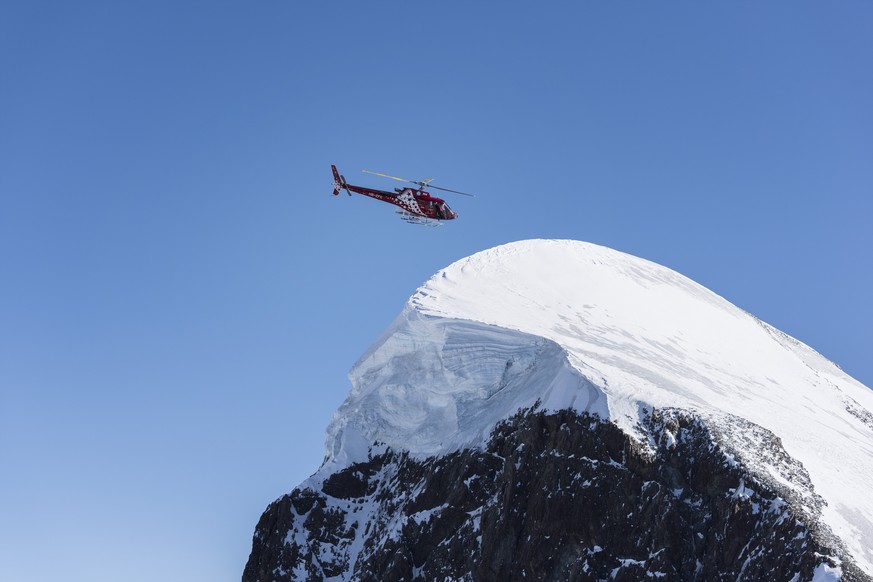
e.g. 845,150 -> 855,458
397,211 -> 442,226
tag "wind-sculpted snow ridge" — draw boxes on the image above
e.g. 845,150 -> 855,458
323,239 -> 873,576
324,310 -> 608,467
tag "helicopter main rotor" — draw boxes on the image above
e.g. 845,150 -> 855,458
362,170 -> 475,197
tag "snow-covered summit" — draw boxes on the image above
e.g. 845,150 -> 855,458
324,239 -> 873,574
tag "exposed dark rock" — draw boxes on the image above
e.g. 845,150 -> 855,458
244,408 -> 870,581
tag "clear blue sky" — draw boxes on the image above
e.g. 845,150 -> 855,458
1,2 -> 870,580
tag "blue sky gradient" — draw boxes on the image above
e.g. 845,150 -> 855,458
1,2 -> 871,581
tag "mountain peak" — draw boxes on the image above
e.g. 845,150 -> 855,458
322,239 -> 873,574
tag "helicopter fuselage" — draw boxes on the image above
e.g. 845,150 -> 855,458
340,183 -> 457,221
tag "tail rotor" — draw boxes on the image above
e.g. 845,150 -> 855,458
331,165 -> 350,196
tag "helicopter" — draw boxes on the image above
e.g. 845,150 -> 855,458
331,165 -> 473,225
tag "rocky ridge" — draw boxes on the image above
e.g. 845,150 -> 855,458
244,406 -> 867,581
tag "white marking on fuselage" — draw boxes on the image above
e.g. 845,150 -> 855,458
398,189 -> 423,216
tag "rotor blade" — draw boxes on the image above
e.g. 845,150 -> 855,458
362,170 -> 414,183
426,184 -> 475,197
364,169 -> 475,196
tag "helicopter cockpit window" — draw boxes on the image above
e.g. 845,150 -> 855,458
438,202 -> 453,218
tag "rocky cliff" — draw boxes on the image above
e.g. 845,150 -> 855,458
244,407 -> 868,581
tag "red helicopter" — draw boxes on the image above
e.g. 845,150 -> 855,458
331,165 -> 473,225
